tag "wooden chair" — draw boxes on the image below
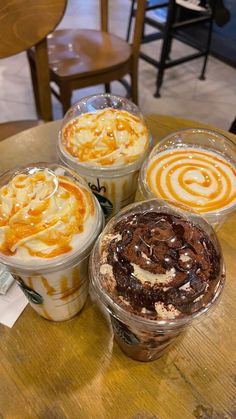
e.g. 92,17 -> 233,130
27,0 -> 146,117
127,0 -> 216,97
0,0 -> 67,140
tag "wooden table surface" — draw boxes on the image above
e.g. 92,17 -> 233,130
0,115 -> 235,419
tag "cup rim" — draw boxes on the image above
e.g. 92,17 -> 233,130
154,127 -> 236,155
90,198 -> 226,330
139,127 -> 236,218
57,93 -> 152,176
0,162 -> 104,274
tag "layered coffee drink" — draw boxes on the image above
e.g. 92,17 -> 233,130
0,164 -> 103,321
90,199 -> 225,361
58,94 -> 151,219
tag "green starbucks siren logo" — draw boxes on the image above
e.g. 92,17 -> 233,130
111,317 -> 140,346
14,275 -> 44,305
88,178 -> 113,219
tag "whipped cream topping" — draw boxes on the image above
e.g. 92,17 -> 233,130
0,169 -> 95,260
61,108 -> 149,166
146,147 -> 236,213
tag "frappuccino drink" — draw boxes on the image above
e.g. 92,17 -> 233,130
0,164 -> 103,321
90,199 -> 225,361
58,94 -> 151,219
140,129 -> 236,228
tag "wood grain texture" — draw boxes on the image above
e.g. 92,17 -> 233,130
0,0 -> 67,121
0,115 -> 235,419
0,0 -> 66,58
0,120 -> 43,142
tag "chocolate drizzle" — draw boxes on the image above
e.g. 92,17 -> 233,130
105,212 -> 221,317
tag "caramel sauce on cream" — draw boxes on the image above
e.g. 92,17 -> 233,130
146,148 -> 236,213
0,170 -> 95,258
61,108 -> 149,166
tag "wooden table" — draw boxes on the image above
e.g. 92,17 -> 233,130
0,115 -> 235,419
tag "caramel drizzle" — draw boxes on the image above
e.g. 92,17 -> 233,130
60,275 -> 81,301
147,149 -> 236,212
0,172 -> 94,257
62,109 -> 148,165
41,276 -> 56,296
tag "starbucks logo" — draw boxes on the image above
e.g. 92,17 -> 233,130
111,317 -> 139,346
13,275 -> 43,305
93,192 -> 113,219
88,178 -> 113,219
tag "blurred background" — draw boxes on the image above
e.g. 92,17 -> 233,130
0,0 -> 235,130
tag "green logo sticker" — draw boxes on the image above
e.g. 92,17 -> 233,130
14,275 -> 44,305
111,317 -> 140,346
88,178 -> 113,219
93,192 -> 113,219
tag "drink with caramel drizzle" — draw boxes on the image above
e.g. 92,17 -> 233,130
0,164 -> 103,321
140,129 -> 236,228
58,95 -> 151,219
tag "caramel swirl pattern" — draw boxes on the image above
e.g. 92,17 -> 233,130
0,169 -> 95,259
146,148 -> 236,213
61,108 -> 149,166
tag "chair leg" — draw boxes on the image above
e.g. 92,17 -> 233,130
199,22 -> 212,80
126,0 -> 136,42
166,36 -> 173,61
60,84 -> 72,116
26,51 -> 41,118
154,0 -> 176,98
130,69 -> 138,105
199,4 -> 216,81
104,83 -> 111,94
34,39 -> 53,121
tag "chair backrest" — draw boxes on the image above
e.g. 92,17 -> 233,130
0,0 -> 67,120
101,0 -> 146,63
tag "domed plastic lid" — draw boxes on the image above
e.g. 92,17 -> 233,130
90,198 -> 225,330
0,163 -> 103,274
58,94 -> 152,176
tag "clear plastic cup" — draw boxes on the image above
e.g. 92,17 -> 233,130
90,199 -> 225,361
0,163 -> 104,321
58,94 -> 152,220
139,128 -> 236,230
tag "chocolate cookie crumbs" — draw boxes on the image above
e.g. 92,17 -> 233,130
100,211 -> 222,319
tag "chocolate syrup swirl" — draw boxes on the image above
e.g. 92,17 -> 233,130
106,212 -> 220,316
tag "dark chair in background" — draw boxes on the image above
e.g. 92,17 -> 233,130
27,0 -> 146,117
127,0 -> 216,97
229,117 -> 236,135
0,0 -> 67,136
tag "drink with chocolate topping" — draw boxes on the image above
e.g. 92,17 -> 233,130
139,129 -> 236,229
0,163 -> 104,321
58,94 -> 151,220
90,199 -> 225,361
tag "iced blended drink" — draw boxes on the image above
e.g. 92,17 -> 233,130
140,129 -> 236,228
58,94 -> 151,219
90,199 -> 225,361
0,164 -> 103,321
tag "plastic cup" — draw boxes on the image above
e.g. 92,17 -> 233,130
90,199 -> 225,361
139,128 -> 236,230
0,163 -> 104,321
58,94 -> 151,220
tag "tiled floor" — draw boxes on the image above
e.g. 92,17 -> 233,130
1,0 -> 236,130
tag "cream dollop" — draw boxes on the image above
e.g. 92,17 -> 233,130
61,108 -> 149,166
0,169 -> 95,259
